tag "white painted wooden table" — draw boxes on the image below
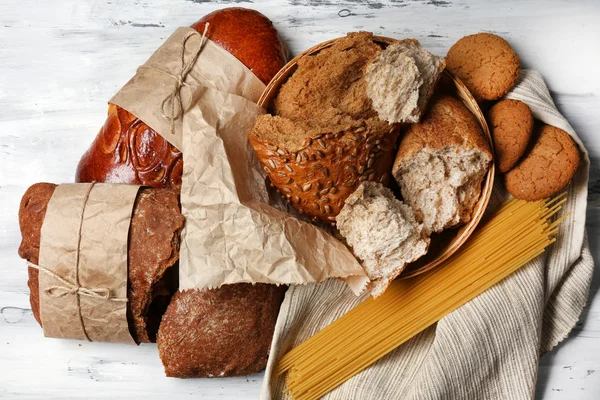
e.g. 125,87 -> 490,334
1,0 -> 598,398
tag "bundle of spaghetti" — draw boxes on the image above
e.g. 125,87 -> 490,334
276,195 -> 568,400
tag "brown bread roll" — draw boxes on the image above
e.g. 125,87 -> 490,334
75,7 -> 287,187
157,284 -> 286,378
190,8 -> 287,86
18,183 -> 55,326
18,183 -> 185,343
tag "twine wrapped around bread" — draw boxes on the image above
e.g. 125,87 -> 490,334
33,183 -> 140,344
137,23 -> 210,137
28,262 -> 127,303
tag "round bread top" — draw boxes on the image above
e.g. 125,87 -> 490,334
394,95 -> 491,166
488,99 -> 534,173
446,33 -> 520,101
505,124 -> 580,201
192,8 -> 287,85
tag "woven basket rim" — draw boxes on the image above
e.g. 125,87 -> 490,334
258,35 -> 495,280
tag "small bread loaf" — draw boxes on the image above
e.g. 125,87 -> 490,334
392,95 -> 491,234
488,99 -> 534,173
76,8 -> 287,187
446,33 -> 520,101
17,183 -> 185,343
157,284 -> 286,378
191,8 -> 287,86
366,40 -> 445,124
337,182 -> 429,297
505,124 -> 579,200
250,32 -> 403,224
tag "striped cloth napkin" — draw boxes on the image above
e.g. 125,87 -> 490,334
261,70 -> 594,400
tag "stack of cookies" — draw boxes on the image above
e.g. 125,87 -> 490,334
445,33 -> 580,200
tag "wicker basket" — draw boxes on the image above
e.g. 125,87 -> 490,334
258,36 -> 495,279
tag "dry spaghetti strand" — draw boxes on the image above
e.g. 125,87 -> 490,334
278,197 -> 565,400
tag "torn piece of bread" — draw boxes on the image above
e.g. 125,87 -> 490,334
337,182 -> 430,297
392,95 -> 491,234
366,41 -> 445,124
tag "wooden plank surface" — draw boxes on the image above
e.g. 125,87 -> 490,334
0,0 -> 598,398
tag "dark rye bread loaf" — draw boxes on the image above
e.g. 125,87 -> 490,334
157,284 -> 286,378
75,7 -> 287,188
18,183 -> 185,343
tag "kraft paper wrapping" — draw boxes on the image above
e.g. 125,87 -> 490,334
38,183 -> 140,343
110,27 -> 265,151
109,26 -> 368,294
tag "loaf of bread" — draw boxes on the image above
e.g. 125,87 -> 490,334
18,183 -> 184,343
75,8 -> 286,187
392,95 -> 491,234
337,182 -> 429,297
157,284 -> 286,378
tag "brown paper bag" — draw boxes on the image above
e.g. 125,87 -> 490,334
108,27 -> 368,294
37,183 -> 139,343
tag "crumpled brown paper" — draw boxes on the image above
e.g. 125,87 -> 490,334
179,87 -> 366,292
38,183 -> 139,343
109,27 -> 368,294
110,27 -> 265,151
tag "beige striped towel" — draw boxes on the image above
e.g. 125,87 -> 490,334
261,70 -> 594,400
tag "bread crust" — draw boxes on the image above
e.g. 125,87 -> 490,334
18,182 -> 57,327
128,188 -> 185,343
157,284 -> 286,378
505,124 -> 580,200
250,119 -> 398,224
488,99 -> 534,173
446,33 -> 520,101
17,183 -> 185,343
393,95 -> 491,170
191,8 -> 287,86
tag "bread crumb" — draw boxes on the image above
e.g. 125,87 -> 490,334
337,182 -> 429,297
366,41 -> 445,123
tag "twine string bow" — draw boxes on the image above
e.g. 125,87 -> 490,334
137,23 -> 210,137
28,262 -> 127,303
